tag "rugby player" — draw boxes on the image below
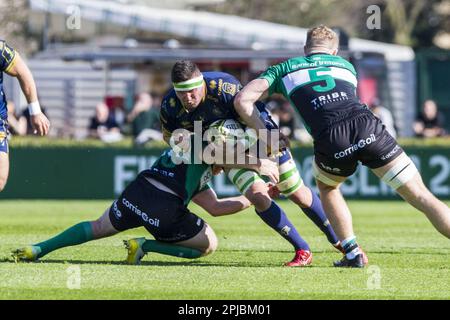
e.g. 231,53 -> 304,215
0,40 -> 50,192
12,136 -> 276,263
234,25 -> 450,267
160,60 -> 345,267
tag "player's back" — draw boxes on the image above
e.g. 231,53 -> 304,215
142,147 -> 211,205
259,53 -> 365,138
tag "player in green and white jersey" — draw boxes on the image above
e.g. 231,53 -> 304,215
235,25 -> 450,267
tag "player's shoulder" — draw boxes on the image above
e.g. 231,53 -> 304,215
203,71 -> 241,98
161,89 -> 181,116
203,71 -> 239,83
307,54 -> 356,73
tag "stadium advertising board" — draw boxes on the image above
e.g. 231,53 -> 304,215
2,147 -> 449,199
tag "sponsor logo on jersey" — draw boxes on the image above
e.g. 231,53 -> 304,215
199,167 -> 213,190
111,200 -> 122,219
334,134 -> 377,159
122,197 -> 160,228
311,91 -> 349,110
169,98 -> 176,108
209,80 -> 217,90
381,145 -> 401,161
222,82 -> 237,96
320,162 -> 342,174
217,79 -> 223,95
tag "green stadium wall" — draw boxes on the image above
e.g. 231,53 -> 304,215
1,146 -> 449,200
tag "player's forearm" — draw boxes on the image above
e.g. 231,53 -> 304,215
17,73 -> 38,104
9,54 -> 38,104
234,98 -> 267,132
234,79 -> 269,132
209,196 -> 252,216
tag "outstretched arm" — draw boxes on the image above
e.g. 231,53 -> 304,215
6,52 -> 50,136
234,78 -> 270,132
192,187 -> 252,217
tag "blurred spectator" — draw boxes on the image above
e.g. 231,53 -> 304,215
6,101 -> 27,136
126,92 -> 162,145
271,100 -> 296,140
369,99 -> 397,138
268,98 -> 312,143
414,100 -> 446,138
89,102 -> 123,143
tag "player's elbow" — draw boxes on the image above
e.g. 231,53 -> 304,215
233,92 -> 245,113
207,203 -> 225,217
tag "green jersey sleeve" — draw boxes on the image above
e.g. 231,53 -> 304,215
258,61 -> 289,96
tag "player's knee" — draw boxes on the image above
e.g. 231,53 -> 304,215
202,226 -> 218,256
316,179 -> 339,192
245,184 -> 272,211
288,185 -> 312,208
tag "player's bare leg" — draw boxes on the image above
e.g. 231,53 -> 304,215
12,208 -> 119,262
313,166 -> 351,240
288,185 -> 342,251
313,162 -> 367,267
241,179 -> 312,266
0,151 -> 9,192
174,223 -> 218,256
371,152 -> 450,239
288,185 -> 312,208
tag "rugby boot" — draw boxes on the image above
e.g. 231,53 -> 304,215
11,246 -> 41,263
333,253 -> 366,268
284,249 -> 312,267
124,237 -> 146,265
333,243 -> 369,265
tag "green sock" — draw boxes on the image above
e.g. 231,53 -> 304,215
34,222 -> 94,258
142,240 -> 203,259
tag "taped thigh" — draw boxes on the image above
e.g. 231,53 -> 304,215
381,153 -> 418,190
227,168 -> 264,194
277,152 -> 303,196
312,161 -> 342,187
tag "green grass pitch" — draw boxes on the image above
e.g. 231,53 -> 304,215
0,200 -> 449,299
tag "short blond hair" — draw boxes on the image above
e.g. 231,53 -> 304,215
305,25 -> 339,52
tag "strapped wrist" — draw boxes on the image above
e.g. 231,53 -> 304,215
28,101 -> 42,116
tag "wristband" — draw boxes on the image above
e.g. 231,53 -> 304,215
28,101 -> 42,116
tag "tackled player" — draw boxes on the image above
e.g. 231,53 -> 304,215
12,135 -> 276,264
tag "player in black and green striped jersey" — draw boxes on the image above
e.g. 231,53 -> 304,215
12,136 -> 277,264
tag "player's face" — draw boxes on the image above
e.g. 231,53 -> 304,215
176,85 -> 205,112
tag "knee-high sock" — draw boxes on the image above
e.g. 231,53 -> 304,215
256,201 -> 310,251
301,191 -> 339,245
142,240 -> 203,259
34,222 -> 94,258
341,236 -> 361,259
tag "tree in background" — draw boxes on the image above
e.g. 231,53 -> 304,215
0,0 -> 38,54
206,0 -> 449,49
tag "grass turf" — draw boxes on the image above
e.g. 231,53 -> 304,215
0,200 -> 449,300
